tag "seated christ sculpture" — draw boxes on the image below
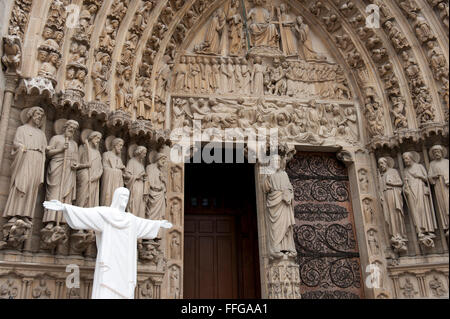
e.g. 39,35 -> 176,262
248,1 -> 280,49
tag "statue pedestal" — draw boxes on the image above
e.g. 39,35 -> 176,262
266,255 -> 301,299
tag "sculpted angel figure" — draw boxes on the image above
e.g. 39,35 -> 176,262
2,35 -> 21,73
196,8 -> 226,54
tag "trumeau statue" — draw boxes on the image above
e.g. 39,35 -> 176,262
428,145 -> 449,237
378,157 -> 408,252
76,130 -> 103,208
402,152 -> 438,247
43,119 -> 80,228
145,152 -> 168,220
125,145 -> 147,219
264,155 -> 297,259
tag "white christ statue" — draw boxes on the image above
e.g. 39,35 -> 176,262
43,187 -> 173,299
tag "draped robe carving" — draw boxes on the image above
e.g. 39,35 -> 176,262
248,5 -> 279,49
264,161 -> 297,259
403,155 -> 438,240
43,134 -> 79,224
3,119 -> 47,219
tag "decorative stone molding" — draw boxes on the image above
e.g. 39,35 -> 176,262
18,77 -> 55,98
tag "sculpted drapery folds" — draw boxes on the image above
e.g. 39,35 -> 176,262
3,107 -> 47,221
125,145 -> 147,219
196,8 -> 226,54
428,145 -> 449,237
251,56 -> 266,95
145,153 -> 168,220
101,137 -> 125,207
278,4 -> 297,56
264,155 -> 297,259
402,152 -> 438,247
228,0 -> 244,56
294,16 -> 317,61
136,78 -> 152,119
2,35 -> 22,74
248,0 -> 280,49
43,120 -> 80,227
174,56 -> 188,92
76,131 -> 103,208
378,157 -> 408,252
43,188 -> 172,299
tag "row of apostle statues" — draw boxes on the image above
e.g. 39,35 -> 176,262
173,55 -> 350,100
0,107 -> 169,251
378,146 -> 449,252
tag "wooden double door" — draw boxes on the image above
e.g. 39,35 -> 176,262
184,163 -> 261,299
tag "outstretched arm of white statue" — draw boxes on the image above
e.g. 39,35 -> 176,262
43,200 -> 66,212
43,200 -> 105,232
136,218 -> 173,240
160,220 -> 173,229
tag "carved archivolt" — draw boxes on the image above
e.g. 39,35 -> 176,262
3,0 -> 446,146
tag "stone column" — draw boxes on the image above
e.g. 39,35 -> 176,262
0,74 -> 19,171
416,273 -> 427,298
21,278 -> 33,299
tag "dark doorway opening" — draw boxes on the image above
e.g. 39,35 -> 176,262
184,162 -> 261,299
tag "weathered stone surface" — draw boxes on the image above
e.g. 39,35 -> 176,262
0,0 -> 448,299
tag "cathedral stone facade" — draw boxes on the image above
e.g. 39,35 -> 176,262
0,0 -> 448,299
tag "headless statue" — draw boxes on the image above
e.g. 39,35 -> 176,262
43,187 -> 172,299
